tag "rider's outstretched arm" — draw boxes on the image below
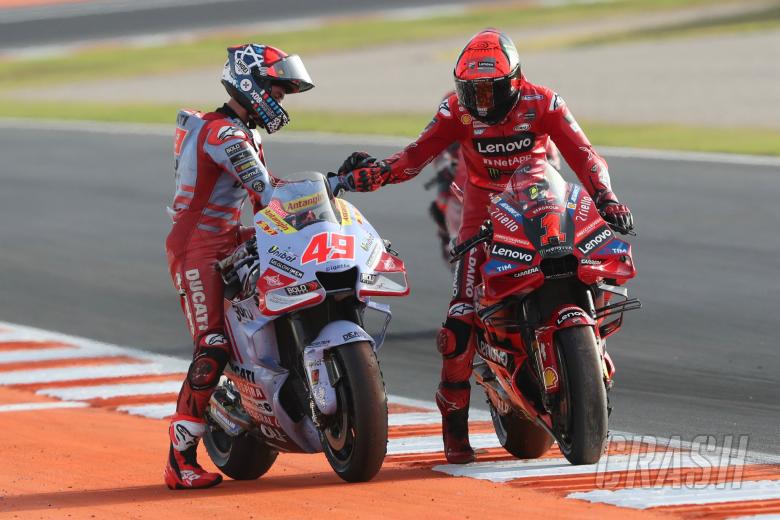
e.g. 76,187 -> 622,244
383,96 -> 466,185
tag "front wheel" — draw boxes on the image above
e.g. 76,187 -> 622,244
321,341 -> 388,482
552,326 -> 608,465
490,404 -> 554,459
203,426 -> 278,480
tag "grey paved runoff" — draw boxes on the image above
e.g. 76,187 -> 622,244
0,126 -> 777,454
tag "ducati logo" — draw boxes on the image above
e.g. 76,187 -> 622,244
263,273 -> 284,287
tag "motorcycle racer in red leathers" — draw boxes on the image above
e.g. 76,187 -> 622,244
337,29 -> 633,464
426,93 -> 561,265
163,43 -> 317,489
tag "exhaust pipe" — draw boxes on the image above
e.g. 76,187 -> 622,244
208,388 -> 251,437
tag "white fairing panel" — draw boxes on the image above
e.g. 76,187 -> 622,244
218,176 -> 404,452
303,321 -> 374,415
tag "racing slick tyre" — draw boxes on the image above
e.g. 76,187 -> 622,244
552,326 -> 608,465
203,427 -> 278,480
321,341 -> 388,482
490,405 -> 554,459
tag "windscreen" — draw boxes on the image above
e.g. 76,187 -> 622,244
265,171 -> 339,230
500,158 -> 567,211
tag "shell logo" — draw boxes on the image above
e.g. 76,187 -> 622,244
543,367 -> 558,389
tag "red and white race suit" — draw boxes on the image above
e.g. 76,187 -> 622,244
382,79 -> 614,412
166,106 -> 273,418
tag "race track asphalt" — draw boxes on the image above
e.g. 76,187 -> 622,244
0,0 -> 487,50
0,125 -> 777,454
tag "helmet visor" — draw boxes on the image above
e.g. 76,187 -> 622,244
455,75 -> 514,118
263,54 -> 314,93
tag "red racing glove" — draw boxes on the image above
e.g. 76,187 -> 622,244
596,191 -> 634,233
337,151 -> 390,192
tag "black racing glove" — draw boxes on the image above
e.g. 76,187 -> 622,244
338,151 -> 376,175
337,151 -> 390,192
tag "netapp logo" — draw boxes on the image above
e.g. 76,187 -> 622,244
576,227 -> 613,255
473,132 -> 535,156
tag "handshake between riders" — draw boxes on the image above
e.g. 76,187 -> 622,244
163,29 -> 634,489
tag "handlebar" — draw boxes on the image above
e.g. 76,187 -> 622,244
450,220 -> 492,263
607,223 -> 636,237
216,236 -> 257,274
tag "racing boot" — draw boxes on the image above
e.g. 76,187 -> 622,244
164,414 -> 223,489
436,382 -> 475,464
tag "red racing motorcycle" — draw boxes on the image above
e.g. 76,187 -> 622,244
451,159 -> 640,465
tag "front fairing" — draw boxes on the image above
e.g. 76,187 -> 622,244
481,160 -> 636,302
253,172 -> 408,317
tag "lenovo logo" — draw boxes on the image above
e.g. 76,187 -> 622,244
473,132 -> 535,156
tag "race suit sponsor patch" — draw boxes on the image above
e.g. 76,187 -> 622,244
216,126 -> 247,142
473,132 -> 535,157
438,99 -> 451,118
238,168 -> 260,183
549,93 -> 565,111
235,159 -> 258,172
227,149 -> 253,165
225,142 -> 248,156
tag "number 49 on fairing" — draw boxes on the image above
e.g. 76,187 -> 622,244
301,232 -> 355,265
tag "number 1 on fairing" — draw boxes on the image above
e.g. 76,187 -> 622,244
540,212 -> 565,245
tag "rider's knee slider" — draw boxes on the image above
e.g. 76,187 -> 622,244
437,315 -> 473,359
187,332 -> 230,390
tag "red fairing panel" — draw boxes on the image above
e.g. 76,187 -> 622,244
534,305 -> 597,394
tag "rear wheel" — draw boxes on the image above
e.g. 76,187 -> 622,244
552,326 -> 608,465
321,341 -> 388,482
203,425 -> 278,480
490,404 -> 554,459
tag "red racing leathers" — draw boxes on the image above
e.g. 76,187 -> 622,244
381,79 -> 617,440
165,106 -> 273,446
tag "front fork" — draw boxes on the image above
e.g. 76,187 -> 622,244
532,295 -> 614,405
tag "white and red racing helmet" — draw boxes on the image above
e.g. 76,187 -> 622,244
221,44 -> 314,133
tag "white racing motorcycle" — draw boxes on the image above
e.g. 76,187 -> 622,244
203,171 -> 409,483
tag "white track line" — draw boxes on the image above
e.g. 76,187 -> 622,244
388,412 -> 444,426
434,451 -> 747,483
0,320 -> 189,371
569,480 -> 780,509
0,363 -> 184,385
387,432 -> 500,455
0,401 -> 88,413
388,410 -> 492,426
0,119 -> 777,167
0,347 -> 127,364
117,402 -> 176,420
37,381 -> 182,401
